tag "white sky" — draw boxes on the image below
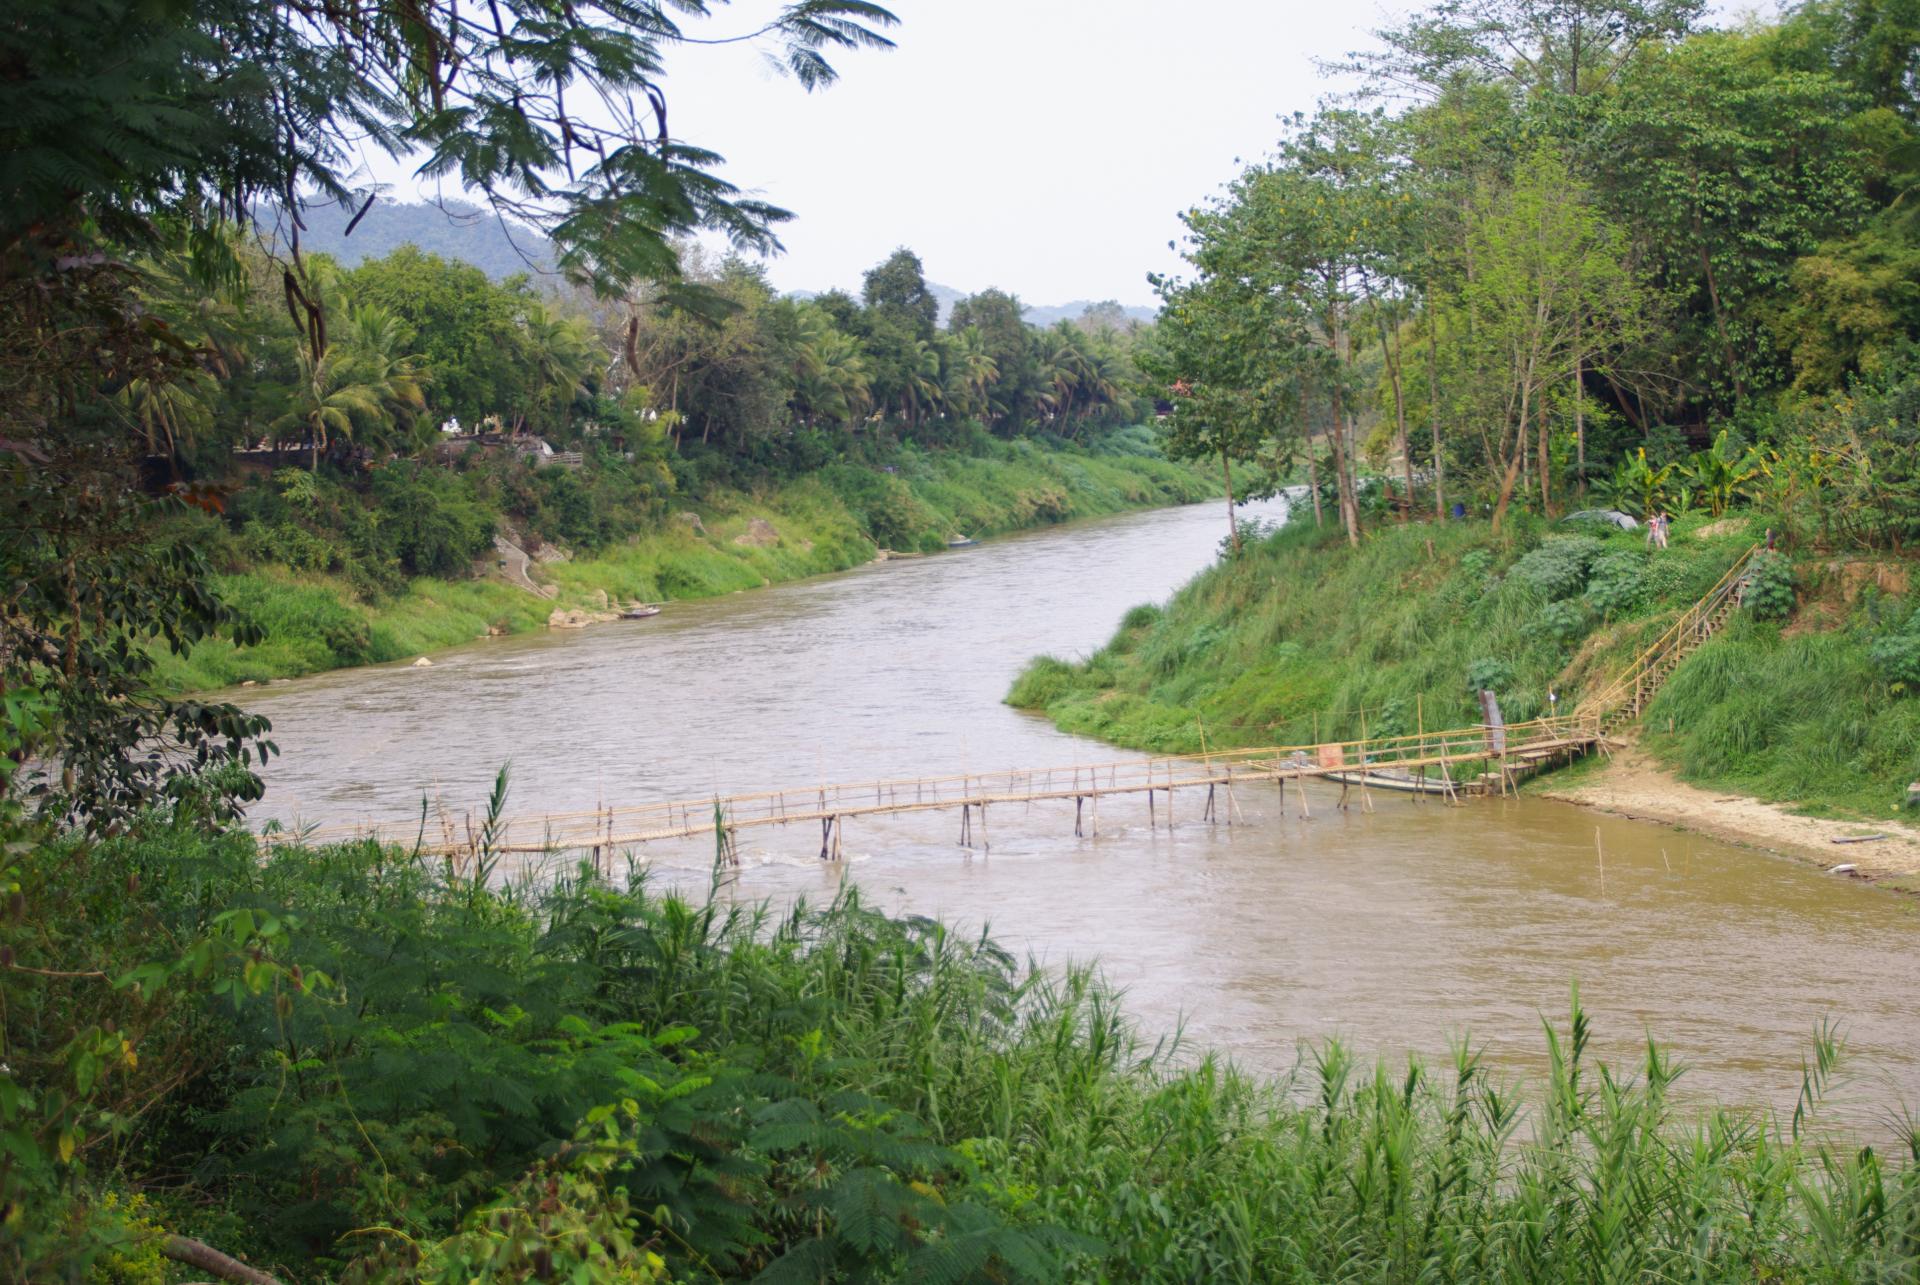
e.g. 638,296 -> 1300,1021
358,1 -> 1404,305
663,0 -> 1391,305
374,0 -> 1757,306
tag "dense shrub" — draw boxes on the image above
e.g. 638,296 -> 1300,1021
1586,549 -> 1649,616
1868,605 -> 1920,693
1530,598 -> 1592,645
368,461 -> 496,576
1466,657 -> 1513,693
1508,535 -> 1606,599
1742,550 -> 1796,619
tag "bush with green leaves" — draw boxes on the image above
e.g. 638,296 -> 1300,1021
1508,536 -> 1606,599
1742,550 -> 1796,619
1530,598 -> 1592,645
1466,657 -> 1514,693
1868,606 -> 1920,694
12,795 -> 1920,1282
1585,549 -> 1649,616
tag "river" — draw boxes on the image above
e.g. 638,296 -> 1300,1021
246,498 -> 1920,1129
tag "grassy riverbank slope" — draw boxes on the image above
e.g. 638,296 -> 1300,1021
156,432 -> 1213,693
1010,509 -> 1920,822
13,815 -> 1919,1280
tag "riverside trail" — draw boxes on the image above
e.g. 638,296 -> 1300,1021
244,498 -> 1920,1132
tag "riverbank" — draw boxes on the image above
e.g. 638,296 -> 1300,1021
1537,746 -> 1920,888
1009,508 -> 1920,826
156,435 -> 1215,693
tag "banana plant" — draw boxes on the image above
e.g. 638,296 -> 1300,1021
1678,430 -> 1766,516
1593,448 -> 1674,517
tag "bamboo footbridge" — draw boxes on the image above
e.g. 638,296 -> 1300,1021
263,544 -> 1763,864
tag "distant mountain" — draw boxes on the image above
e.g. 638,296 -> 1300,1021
802,281 -> 1156,330
271,201 -> 1157,326
263,198 -> 560,281
1019,299 -> 1157,328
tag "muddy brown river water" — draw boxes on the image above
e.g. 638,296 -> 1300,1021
245,498 -> 1920,1130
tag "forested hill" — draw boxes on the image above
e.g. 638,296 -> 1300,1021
278,197 -> 1156,325
267,197 -> 561,280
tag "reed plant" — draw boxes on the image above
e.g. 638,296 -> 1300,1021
15,805 -> 1918,1281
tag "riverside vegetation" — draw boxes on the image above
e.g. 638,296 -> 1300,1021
1010,500 -> 1920,822
151,426 -> 1213,693
9,0 -> 1920,1277
7,787 -> 1920,1281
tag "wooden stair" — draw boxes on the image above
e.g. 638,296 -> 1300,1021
1581,545 -> 1760,738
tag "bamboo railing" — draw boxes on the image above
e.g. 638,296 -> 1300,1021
1574,542 -> 1761,728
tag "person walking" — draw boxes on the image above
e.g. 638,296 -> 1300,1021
1647,510 -> 1670,550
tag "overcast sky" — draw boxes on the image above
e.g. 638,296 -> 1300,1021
360,1 -> 1404,305
382,0 -> 1757,307
659,0 -> 1396,305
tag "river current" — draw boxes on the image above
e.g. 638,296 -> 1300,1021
245,498 -> 1920,1128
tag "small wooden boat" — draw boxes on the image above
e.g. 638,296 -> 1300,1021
946,536 -> 978,548
620,605 -> 662,619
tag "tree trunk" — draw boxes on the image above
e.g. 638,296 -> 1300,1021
1376,304 -> 1413,521
1572,313 -> 1586,492
1538,390 -> 1551,512
1330,310 -> 1361,546
1690,197 -> 1747,404
1426,289 -> 1445,520
1490,446 -> 1525,532
1301,384 -> 1324,527
1307,447 -> 1324,527
1221,450 -> 1240,554
1329,378 -> 1360,546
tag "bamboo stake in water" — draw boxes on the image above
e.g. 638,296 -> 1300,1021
1595,826 -> 1606,896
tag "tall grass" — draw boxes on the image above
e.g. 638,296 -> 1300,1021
1010,507 -> 1920,817
1644,618 -> 1920,817
45,822 -> 1920,1280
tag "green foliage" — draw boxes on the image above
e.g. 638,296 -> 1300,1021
1586,549 -> 1651,616
12,809 -> 1920,1280
1592,450 -> 1677,518
1743,549 -> 1798,618
1011,513 -> 1887,813
1529,598 -> 1592,645
0,437 -> 274,827
1466,656 -> 1515,693
1645,613 -> 1920,814
367,461 -> 496,577
1869,626 -> 1920,692
1509,536 -> 1606,598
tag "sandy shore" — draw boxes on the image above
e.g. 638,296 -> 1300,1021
1535,747 -> 1920,888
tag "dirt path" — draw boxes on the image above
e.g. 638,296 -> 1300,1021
1536,747 -> 1920,887
492,534 -> 554,598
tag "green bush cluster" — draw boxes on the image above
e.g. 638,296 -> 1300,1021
1585,549 -> 1650,616
1742,549 -> 1797,619
1868,605 -> 1920,693
9,807 -> 1919,1281
1508,535 -> 1606,599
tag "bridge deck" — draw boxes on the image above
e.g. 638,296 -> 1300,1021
265,717 -> 1602,860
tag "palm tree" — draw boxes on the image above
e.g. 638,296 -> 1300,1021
338,305 -> 429,451
519,302 -> 596,434
945,328 -> 999,422
271,346 -> 395,469
1032,325 -> 1097,432
121,369 -> 218,457
900,338 -> 943,427
790,311 -> 873,428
